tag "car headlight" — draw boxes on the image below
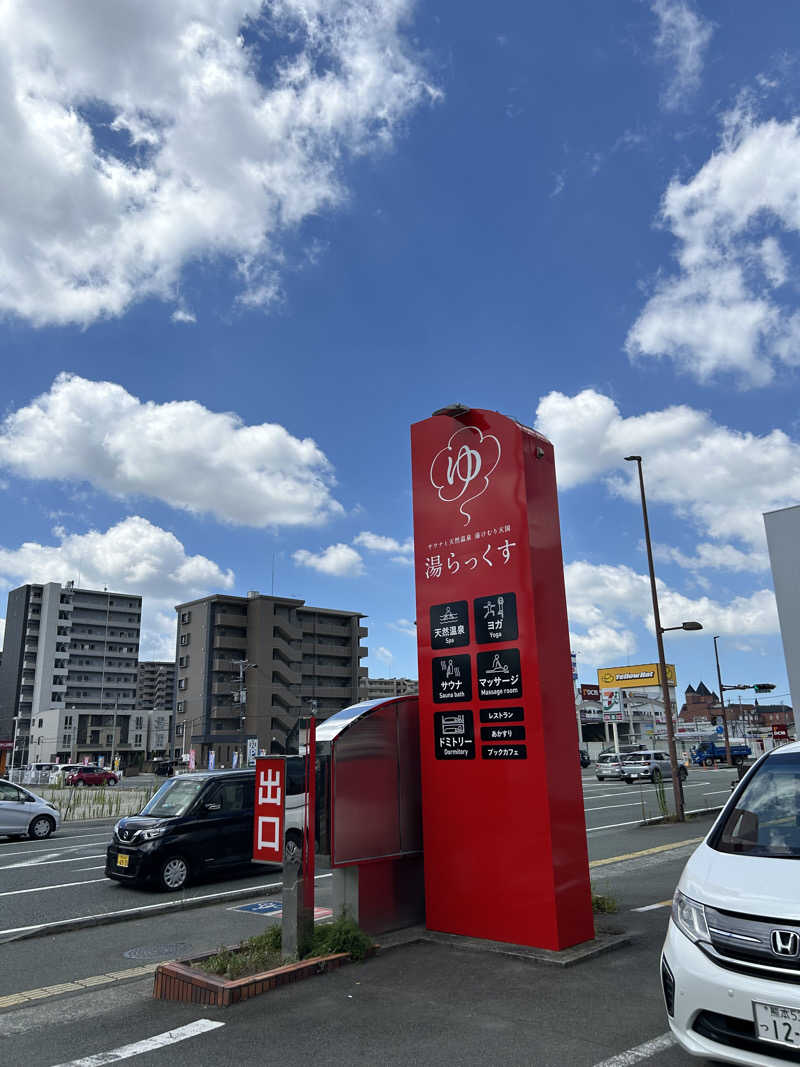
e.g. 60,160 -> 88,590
141,826 -> 167,841
672,889 -> 710,944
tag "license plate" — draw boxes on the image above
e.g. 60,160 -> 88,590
116,853 -> 129,869
754,1001 -> 800,1047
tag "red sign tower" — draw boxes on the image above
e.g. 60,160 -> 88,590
411,407 -> 593,950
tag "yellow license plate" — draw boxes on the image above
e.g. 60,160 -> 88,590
116,853 -> 129,868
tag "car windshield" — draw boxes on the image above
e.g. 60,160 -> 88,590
713,753 -> 800,859
140,778 -> 206,818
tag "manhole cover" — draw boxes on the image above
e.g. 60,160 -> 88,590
123,942 -> 192,961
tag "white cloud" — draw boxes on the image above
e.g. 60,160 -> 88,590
0,516 -> 234,660
170,308 -> 197,324
0,374 -> 342,527
353,530 -> 414,562
565,559 -> 778,671
0,617 -> 5,648
0,1 -> 436,326
375,646 -> 393,667
654,542 -> 769,573
627,111 -> 800,385
651,0 -> 713,111
535,389 -> 800,551
388,617 -> 416,637
293,543 -> 365,577
570,624 -> 636,670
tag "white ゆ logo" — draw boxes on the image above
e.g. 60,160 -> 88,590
429,426 -> 501,525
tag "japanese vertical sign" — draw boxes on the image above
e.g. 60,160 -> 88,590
252,756 -> 285,864
411,408 -> 593,951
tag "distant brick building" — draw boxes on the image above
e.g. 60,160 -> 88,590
678,682 -> 719,724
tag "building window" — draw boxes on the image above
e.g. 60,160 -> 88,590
134,733 -> 142,746
106,734 -> 113,744
135,716 -> 143,729
181,610 -> 192,624
180,634 -> 190,646
64,716 -> 73,727
177,701 -> 185,713
38,718 -> 43,728
178,678 -> 187,690
179,655 -> 189,668
61,735 -> 71,746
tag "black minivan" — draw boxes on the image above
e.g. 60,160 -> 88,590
106,770 -> 259,891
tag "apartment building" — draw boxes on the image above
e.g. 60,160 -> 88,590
136,661 -> 176,711
173,591 -> 367,766
29,706 -> 170,766
0,581 -> 141,766
359,676 -> 418,700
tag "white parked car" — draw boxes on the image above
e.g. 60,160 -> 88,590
0,778 -> 61,839
662,740 -> 800,1063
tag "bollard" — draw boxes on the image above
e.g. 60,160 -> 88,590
281,854 -> 313,961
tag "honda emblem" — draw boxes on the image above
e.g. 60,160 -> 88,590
771,930 -> 800,957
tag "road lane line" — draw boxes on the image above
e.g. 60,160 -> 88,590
49,1018 -> 225,1066
589,836 -> 704,868
591,1033 -> 674,1065
74,865 -> 107,871
632,900 -> 672,912
0,871 -> 333,937
0,836 -> 111,858
0,853 -> 107,871
0,878 -> 107,897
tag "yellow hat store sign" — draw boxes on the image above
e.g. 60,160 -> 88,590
596,662 -> 676,689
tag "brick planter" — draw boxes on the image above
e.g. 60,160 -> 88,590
153,949 -> 349,1006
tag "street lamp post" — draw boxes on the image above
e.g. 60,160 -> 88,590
713,636 -> 733,766
625,455 -> 703,822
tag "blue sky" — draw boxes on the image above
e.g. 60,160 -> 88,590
1,1 -> 798,706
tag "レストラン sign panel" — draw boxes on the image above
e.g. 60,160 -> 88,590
411,408 -> 593,952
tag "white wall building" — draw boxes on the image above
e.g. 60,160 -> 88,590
765,505 -> 800,720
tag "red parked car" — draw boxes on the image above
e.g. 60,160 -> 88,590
65,767 -> 119,787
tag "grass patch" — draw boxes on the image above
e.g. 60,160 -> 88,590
197,917 -> 373,980
591,891 -> 619,915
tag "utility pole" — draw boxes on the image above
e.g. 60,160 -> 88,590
713,636 -> 732,766
234,660 -> 258,764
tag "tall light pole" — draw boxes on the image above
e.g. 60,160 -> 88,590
713,636 -> 733,766
625,455 -> 703,822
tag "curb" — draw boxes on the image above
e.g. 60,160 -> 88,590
2,879 -> 285,944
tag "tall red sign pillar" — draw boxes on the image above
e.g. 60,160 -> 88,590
411,407 -> 593,950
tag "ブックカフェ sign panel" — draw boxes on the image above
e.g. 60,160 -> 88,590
411,408 -> 593,950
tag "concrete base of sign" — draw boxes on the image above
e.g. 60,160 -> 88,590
331,854 -> 425,936
373,922 -> 632,967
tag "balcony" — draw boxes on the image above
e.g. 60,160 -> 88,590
214,635 -> 247,651
214,613 -> 248,629
271,634 -> 301,664
270,681 -> 300,710
307,641 -> 352,659
273,617 -> 301,643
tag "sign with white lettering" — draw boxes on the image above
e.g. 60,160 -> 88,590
252,756 -> 285,864
433,710 -> 476,759
430,601 -> 470,649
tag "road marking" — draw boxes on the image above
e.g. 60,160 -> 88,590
591,1032 -> 674,1065
48,1018 -> 225,1066
74,865 -> 107,871
0,963 -> 159,1010
632,900 -> 672,912
583,782 -> 711,801
0,878 -> 107,898
0,871 -> 334,937
0,836 -> 110,858
0,853 -> 107,871
589,836 -> 705,868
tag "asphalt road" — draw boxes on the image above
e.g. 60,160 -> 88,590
0,766 -> 735,1066
0,767 -> 734,938
0,815 -> 715,1067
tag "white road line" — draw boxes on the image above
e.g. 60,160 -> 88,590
74,865 -> 107,871
49,1019 -> 225,1067
0,853 -> 107,871
586,818 -> 655,833
584,801 -> 653,814
0,878 -> 107,898
631,901 -> 671,913
0,872 -> 334,936
592,1032 -> 674,1066
0,836 -> 111,858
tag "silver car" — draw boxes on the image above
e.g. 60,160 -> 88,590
595,753 -> 626,781
0,778 -> 61,839
622,750 -> 687,784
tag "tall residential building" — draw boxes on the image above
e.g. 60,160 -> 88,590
173,591 -> 367,766
359,676 -> 418,700
136,661 -> 176,711
0,581 -> 141,766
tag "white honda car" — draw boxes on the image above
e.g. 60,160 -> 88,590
662,741 -> 800,1063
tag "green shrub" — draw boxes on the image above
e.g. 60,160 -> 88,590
591,891 -> 618,915
310,916 -> 373,961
